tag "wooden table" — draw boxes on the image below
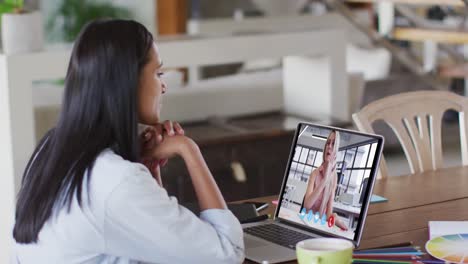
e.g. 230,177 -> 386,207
240,166 -> 468,263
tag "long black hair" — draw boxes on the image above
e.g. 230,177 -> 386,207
13,19 -> 154,244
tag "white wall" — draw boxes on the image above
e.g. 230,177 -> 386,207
0,55 -> 18,264
113,0 -> 156,36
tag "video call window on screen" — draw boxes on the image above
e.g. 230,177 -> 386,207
289,140 -> 378,200
279,125 -> 379,240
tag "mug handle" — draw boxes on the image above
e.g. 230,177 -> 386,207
308,256 -> 321,264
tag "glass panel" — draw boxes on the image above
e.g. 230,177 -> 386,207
304,165 -> 313,175
338,169 -> 352,195
363,170 -> 371,179
336,161 -> 342,171
355,145 -> 369,168
359,171 -> 371,193
299,147 -> 309,163
342,169 -> 351,186
291,162 -> 298,172
289,162 -> 298,180
293,146 -> 302,161
314,151 -> 323,167
337,150 -> 345,163
344,148 -> 356,167
297,163 -> 305,173
350,170 -> 365,190
307,151 -> 316,165
366,143 -> 377,167
362,170 -> 371,188
301,172 -> 309,182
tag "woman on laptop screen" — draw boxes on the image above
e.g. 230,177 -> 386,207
303,130 -> 348,231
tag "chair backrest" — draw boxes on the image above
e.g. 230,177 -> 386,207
352,91 -> 468,179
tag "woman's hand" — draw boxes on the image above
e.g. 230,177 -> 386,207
149,133 -> 226,211
141,121 -> 184,164
322,152 -> 337,182
140,120 -> 185,182
150,135 -> 198,160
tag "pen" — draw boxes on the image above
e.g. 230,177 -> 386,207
356,242 -> 414,252
355,247 -> 420,254
367,242 -> 414,250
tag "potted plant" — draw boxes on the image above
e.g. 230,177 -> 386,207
47,0 -> 132,43
1,0 -> 44,54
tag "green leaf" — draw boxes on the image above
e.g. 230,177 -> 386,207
0,3 -> 16,15
2,0 -> 23,9
46,0 -> 133,42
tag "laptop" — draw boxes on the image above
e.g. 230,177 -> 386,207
243,122 -> 384,263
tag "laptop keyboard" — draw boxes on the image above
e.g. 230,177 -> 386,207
244,224 -> 313,249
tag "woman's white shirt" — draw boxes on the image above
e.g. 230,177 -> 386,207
12,149 -> 245,264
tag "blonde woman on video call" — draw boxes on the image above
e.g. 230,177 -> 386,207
302,130 -> 348,231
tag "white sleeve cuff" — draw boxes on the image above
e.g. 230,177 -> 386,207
200,209 -> 245,261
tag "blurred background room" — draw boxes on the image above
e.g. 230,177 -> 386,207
2,0 -> 468,261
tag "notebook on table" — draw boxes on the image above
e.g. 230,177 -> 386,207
429,221 -> 468,239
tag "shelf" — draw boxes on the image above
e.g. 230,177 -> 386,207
393,27 -> 468,44
345,0 -> 464,6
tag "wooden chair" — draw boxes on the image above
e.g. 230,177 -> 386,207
352,91 -> 468,179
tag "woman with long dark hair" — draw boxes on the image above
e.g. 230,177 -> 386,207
12,20 -> 244,263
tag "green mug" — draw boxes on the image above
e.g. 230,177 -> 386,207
296,238 -> 354,264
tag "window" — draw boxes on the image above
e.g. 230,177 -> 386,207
290,135 -> 379,198
344,149 -> 355,166
293,146 -> 302,161
337,141 -> 378,196
297,163 -> 305,174
354,145 -> 369,168
299,148 -> 309,163
337,150 -> 344,163
290,162 -> 298,180
351,169 -> 365,189
291,145 -> 323,182
291,140 -> 378,185
314,152 -> 323,167
307,150 -> 316,165
366,143 -> 377,167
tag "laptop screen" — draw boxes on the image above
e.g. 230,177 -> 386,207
276,123 -> 383,242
